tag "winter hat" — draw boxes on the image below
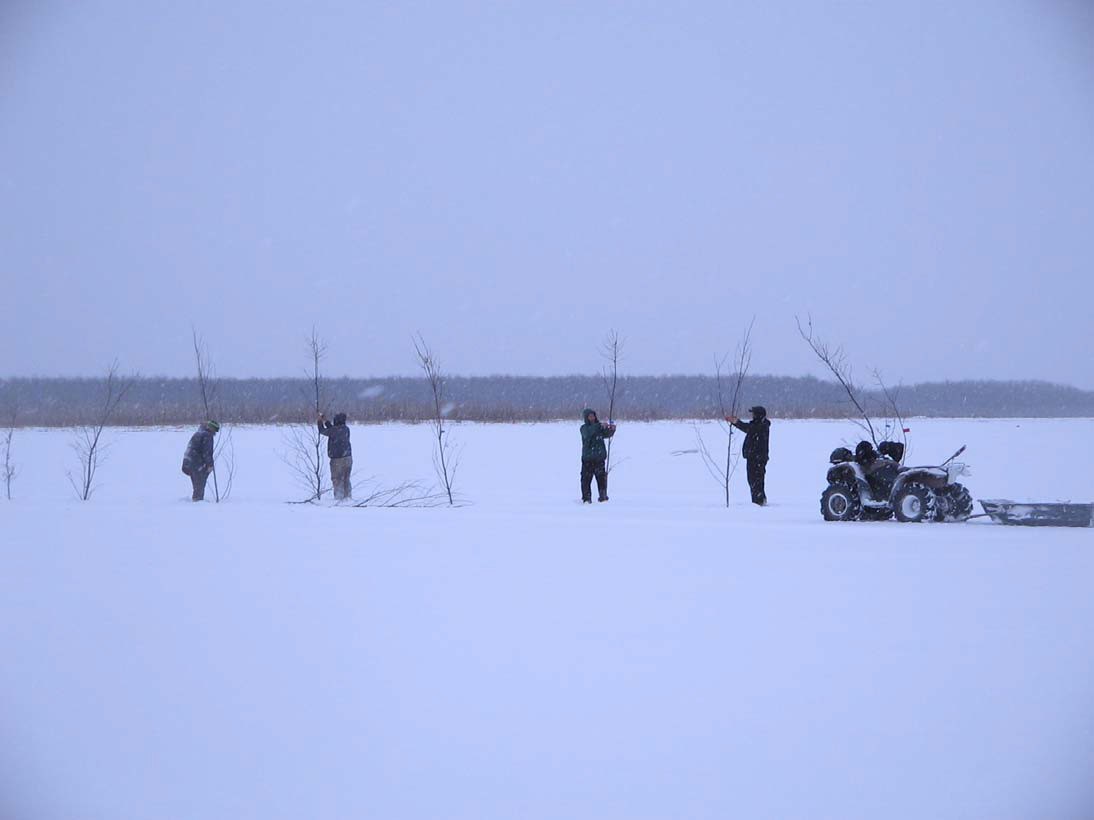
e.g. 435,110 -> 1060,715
749,406 -> 767,419
334,412 -> 347,425
206,420 -> 221,433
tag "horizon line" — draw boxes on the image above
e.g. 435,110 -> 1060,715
2,373 -> 1091,392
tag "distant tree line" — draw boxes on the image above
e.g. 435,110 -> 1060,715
2,375 -> 1092,427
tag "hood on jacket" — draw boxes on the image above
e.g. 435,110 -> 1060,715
582,408 -> 598,424
333,412 -> 347,425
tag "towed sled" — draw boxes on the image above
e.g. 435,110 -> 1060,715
978,500 -> 1093,528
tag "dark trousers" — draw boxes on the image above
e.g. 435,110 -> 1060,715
184,465 -> 210,501
746,458 -> 767,505
581,459 -> 608,502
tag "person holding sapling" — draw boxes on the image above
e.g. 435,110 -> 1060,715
579,408 -> 616,503
724,405 -> 770,506
181,420 -> 219,502
318,412 -> 353,501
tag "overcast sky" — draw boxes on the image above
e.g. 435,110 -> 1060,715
2,2 -> 1092,386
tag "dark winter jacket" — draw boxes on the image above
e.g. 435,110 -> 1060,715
183,428 -> 215,472
732,417 -> 770,462
580,408 -> 615,462
319,419 -> 352,459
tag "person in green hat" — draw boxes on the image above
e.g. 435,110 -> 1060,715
181,420 -> 219,501
579,408 -> 616,503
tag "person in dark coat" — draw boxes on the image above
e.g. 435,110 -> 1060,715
318,412 -> 353,500
725,405 -> 770,505
579,408 -> 616,503
181,420 -> 219,501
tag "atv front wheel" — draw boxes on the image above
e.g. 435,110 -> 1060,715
821,483 -> 862,521
894,482 -> 938,523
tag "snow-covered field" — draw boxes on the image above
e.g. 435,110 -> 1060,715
3,419 -> 1093,820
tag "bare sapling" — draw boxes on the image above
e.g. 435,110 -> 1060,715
67,361 -> 133,501
600,329 -> 624,473
281,328 -> 331,502
2,404 -> 17,500
873,369 -> 908,462
795,316 -> 911,456
795,315 -> 878,445
694,318 -> 754,507
192,328 -> 235,501
413,333 -> 460,506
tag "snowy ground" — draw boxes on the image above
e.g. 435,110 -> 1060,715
2,419 -> 1093,820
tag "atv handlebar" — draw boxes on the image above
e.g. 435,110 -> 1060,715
941,445 -> 967,466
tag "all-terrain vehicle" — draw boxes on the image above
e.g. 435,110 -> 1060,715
820,441 -> 973,523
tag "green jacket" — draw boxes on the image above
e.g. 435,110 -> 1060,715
580,408 -> 615,461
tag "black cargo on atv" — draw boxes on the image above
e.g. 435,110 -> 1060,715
820,441 -> 973,523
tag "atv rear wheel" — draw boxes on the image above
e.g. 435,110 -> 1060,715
937,483 -> 973,522
894,482 -> 937,523
821,483 -> 862,521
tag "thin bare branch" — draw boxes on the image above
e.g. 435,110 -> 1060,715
67,361 -> 133,501
191,327 -> 218,418
192,328 -> 232,500
353,479 -> 452,508
414,333 -> 459,505
795,315 -> 877,444
693,423 -> 728,487
280,423 -> 330,501
693,318 -> 755,507
600,329 -> 624,473
3,403 -> 18,500
280,328 -> 334,502
721,317 -> 755,505
873,369 -> 908,462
